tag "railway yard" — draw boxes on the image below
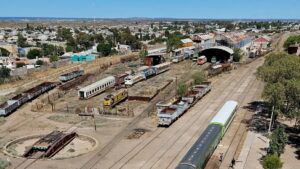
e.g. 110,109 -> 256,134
0,52 -> 265,169
0,31 -> 298,169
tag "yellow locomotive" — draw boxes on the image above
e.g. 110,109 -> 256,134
103,89 -> 128,108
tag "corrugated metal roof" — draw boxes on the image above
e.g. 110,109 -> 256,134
181,38 -> 193,44
208,46 -> 234,55
210,100 -> 238,125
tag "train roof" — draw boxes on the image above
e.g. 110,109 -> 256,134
79,76 -> 115,92
60,70 -> 83,77
210,100 -> 238,125
177,124 -> 222,169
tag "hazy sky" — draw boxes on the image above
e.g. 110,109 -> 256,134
1,0 -> 299,19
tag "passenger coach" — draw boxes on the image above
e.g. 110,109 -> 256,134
78,76 -> 115,99
176,100 -> 238,169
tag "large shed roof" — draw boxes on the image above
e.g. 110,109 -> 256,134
205,46 -> 234,55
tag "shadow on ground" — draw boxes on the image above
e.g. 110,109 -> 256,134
283,124 -> 300,159
243,101 -> 271,133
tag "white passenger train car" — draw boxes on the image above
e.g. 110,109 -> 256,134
78,76 -> 116,99
210,100 -> 238,134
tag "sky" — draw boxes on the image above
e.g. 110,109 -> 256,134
0,0 -> 300,19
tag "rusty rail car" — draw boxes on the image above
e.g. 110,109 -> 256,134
0,82 -> 58,116
23,131 -> 77,159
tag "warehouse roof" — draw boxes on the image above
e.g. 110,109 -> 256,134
181,38 -> 193,44
205,46 -> 234,55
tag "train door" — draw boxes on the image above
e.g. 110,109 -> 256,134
79,91 -> 85,99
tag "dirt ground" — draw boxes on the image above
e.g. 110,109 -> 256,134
0,57 -> 208,169
1,33 -> 298,169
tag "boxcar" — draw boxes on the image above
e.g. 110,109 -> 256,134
78,76 -> 116,99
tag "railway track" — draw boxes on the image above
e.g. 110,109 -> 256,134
134,60 -> 263,169
211,32 -> 291,169
79,61 -> 198,169
82,57 -> 264,169
79,77 -> 178,169
110,63 -> 253,169
204,33 -> 289,169
220,80 -> 264,169
206,72 -> 264,169
14,116 -> 86,169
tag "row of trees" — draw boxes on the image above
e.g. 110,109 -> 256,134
57,27 -> 142,54
257,52 -> 300,169
257,53 -> 300,123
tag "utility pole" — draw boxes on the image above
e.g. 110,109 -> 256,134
92,114 -> 96,131
268,105 -> 275,134
175,76 -> 178,98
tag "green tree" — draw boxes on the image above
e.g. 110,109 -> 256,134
262,154 -> 283,169
269,125 -> 288,156
0,48 -> 10,56
0,66 -> 11,79
166,34 -> 182,52
41,44 -> 56,56
27,49 -> 42,59
233,48 -> 242,62
151,34 -> 156,40
66,37 -> 78,52
97,43 -> 112,56
177,83 -> 188,98
17,33 -> 27,47
36,60 -> 44,66
120,31 -> 142,50
194,27 -> 206,33
192,71 -> 207,85
49,55 -> 59,62
56,28 -> 73,41
76,32 -> 94,50
164,30 -> 170,37
94,33 -> 104,43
